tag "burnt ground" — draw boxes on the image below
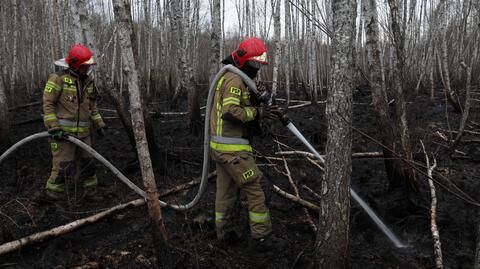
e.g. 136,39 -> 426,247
0,84 -> 479,269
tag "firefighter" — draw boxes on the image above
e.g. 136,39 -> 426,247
211,37 -> 285,250
43,44 -> 106,200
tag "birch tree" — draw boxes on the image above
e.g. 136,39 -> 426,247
314,0 -> 356,267
209,0 -> 221,83
387,0 -> 416,186
364,0 -> 406,185
9,0 -> 18,102
438,0 -> 461,113
271,0 -> 281,97
0,75 -> 8,148
112,0 -> 169,262
70,0 -> 96,55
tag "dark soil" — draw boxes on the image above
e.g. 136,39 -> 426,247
0,85 -> 479,268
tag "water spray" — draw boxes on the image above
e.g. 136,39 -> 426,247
279,115 -> 406,248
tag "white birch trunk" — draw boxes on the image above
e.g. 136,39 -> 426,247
9,0 -> 18,102
0,75 -> 9,147
112,0 -> 168,247
314,0 -> 356,267
271,0 -> 281,97
438,0 -> 461,112
209,0 -> 221,83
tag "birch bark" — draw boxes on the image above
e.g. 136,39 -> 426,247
271,0 -> 281,97
365,0 -> 405,184
314,0 -> 356,267
112,0 -> 169,256
387,0 -> 417,185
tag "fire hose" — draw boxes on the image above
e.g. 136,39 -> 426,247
0,65 -> 261,211
0,64 -> 405,247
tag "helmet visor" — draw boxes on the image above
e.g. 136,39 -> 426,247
81,56 -> 96,66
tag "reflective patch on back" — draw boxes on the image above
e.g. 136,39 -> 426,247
230,87 -> 241,96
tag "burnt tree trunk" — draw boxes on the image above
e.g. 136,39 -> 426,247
0,75 -> 9,149
387,0 -> 417,186
314,0 -> 356,267
438,0 -> 462,113
112,0 -> 169,265
365,0 -> 405,185
209,0 -> 221,83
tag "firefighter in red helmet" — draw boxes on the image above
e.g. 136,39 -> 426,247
211,37 -> 286,251
43,44 -> 106,200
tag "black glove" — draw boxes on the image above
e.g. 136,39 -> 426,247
48,127 -> 64,139
96,127 -> 105,139
264,105 -> 283,121
255,91 -> 272,105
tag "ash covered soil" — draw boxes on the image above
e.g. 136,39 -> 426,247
0,85 -> 479,268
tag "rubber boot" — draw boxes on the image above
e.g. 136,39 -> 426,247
253,234 -> 287,253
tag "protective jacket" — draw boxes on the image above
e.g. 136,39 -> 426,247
209,71 -> 258,153
43,69 -> 105,138
210,71 -> 272,239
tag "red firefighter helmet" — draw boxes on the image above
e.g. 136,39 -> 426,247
65,44 -> 96,70
232,37 -> 268,68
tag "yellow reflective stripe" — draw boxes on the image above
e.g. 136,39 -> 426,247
46,181 -> 64,192
82,176 -> 98,188
43,114 -> 57,122
215,94 -> 223,136
242,91 -> 250,100
215,76 -> 225,91
62,86 -> 77,92
210,141 -> 252,152
245,107 -> 254,121
46,81 -> 61,91
215,212 -> 225,222
223,97 -> 241,106
249,211 -> 270,223
214,76 -> 226,136
223,100 -> 241,106
90,113 -> 102,121
223,97 -> 240,103
61,126 -> 89,133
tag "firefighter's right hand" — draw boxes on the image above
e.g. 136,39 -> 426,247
264,105 -> 283,121
48,128 -> 64,139
255,91 -> 272,104
96,127 -> 105,139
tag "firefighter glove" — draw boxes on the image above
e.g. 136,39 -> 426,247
96,127 -> 105,139
264,105 -> 283,121
49,128 -> 64,139
255,90 -> 272,104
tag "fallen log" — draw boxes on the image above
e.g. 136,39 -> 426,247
0,198 -> 146,256
421,141 -> 443,269
275,150 -> 383,159
272,184 -> 320,212
0,173 -> 216,256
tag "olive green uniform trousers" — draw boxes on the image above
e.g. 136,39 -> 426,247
46,135 -> 97,197
213,150 -> 272,239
